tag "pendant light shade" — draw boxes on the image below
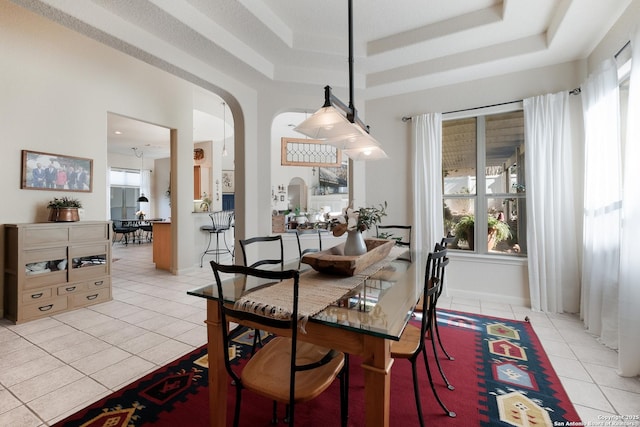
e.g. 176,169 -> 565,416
325,124 -> 382,150
133,147 -> 149,203
343,145 -> 389,161
294,106 -> 357,139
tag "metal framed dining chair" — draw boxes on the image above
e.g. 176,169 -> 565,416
209,261 -> 349,426
390,246 -> 456,425
433,236 -> 456,361
239,235 -> 284,269
111,220 -> 137,246
295,228 -> 324,258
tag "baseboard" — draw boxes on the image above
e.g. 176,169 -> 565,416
445,287 -> 531,307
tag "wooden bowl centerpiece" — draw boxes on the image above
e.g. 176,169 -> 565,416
301,238 -> 395,276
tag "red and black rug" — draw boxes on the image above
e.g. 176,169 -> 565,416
53,310 -> 581,426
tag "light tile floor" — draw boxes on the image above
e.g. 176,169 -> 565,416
1,244 -> 638,426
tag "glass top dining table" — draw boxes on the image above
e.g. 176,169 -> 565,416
187,249 -> 426,427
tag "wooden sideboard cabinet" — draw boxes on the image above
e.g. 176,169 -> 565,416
3,221 -> 112,324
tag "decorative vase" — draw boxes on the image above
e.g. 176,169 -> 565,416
344,230 -> 367,256
48,207 -> 80,222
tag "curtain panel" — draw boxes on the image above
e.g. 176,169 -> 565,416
523,93 -> 581,313
411,113 -> 444,254
580,58 -> 622,350
618,29 -> 640,377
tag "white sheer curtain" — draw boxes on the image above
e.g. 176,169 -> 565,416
618,29 -> 640,377
523,93 -> 581,313
581,58 -> 622,349
412,113 -> 443,253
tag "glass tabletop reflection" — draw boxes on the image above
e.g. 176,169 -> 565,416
188,251 -> 424,341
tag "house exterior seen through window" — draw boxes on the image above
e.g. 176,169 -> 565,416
442,110 -> 526,256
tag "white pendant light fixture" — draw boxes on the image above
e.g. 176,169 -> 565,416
294,0 -> 387,159
132,147 -> 149,202
221,101 -> 228,157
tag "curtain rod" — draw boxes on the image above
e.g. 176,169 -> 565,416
615,40 -> 631,58
401,88 -> 581,122
402,99 -> 521,122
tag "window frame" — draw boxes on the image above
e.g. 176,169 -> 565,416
443,102 -> 526,257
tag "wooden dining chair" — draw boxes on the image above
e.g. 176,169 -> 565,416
209,261 -> 349,427
390,246 -> 456,425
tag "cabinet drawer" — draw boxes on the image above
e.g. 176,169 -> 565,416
57,282 -> 88,295
70,287 -> 111,307
23,227 -> 69,247
22,295 -> 68,320
60,277 -> 109,295
69,224 -> 110,243
22,288 -> 53,303
24,270 -> 67,290
85,276 -> 110,290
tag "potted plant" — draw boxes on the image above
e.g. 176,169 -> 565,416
200,192 -> 212,212
47,197 -> 82,222
453,214 -> 511,250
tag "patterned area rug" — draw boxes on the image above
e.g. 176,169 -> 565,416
53,310 -> 581,426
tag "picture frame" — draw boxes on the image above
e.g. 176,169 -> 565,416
21,150 -> 93,192
319,163 -> 348,194
221,170 -> 235,193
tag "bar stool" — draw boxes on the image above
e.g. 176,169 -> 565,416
200,210 -> 233,266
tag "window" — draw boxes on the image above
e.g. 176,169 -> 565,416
442,109 -> 526,255
109,168 -> 143,220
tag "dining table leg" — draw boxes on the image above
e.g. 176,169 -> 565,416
205,299 -> 227,427
361,335 -> 393,427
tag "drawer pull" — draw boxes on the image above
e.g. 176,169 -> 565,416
93,280 -> 104,286
38,304 -> 53,312
31,293 -> 44,299
86,294 -> 99,300
65,286 -> 76,292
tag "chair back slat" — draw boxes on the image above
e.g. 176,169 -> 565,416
239,235 -> 284,269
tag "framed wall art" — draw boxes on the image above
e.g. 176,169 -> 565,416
319,163 -> 348,194
21,150 -> 93,192
221,170 -> 235,193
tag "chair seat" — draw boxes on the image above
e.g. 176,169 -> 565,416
390,323 -> 422,358
242,337 -> 345,403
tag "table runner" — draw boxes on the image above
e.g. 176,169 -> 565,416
234,246 -> 407,321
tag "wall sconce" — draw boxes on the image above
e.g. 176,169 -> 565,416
215,179 -> 220,201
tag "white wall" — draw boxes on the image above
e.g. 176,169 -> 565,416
0,1 -> 258,280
